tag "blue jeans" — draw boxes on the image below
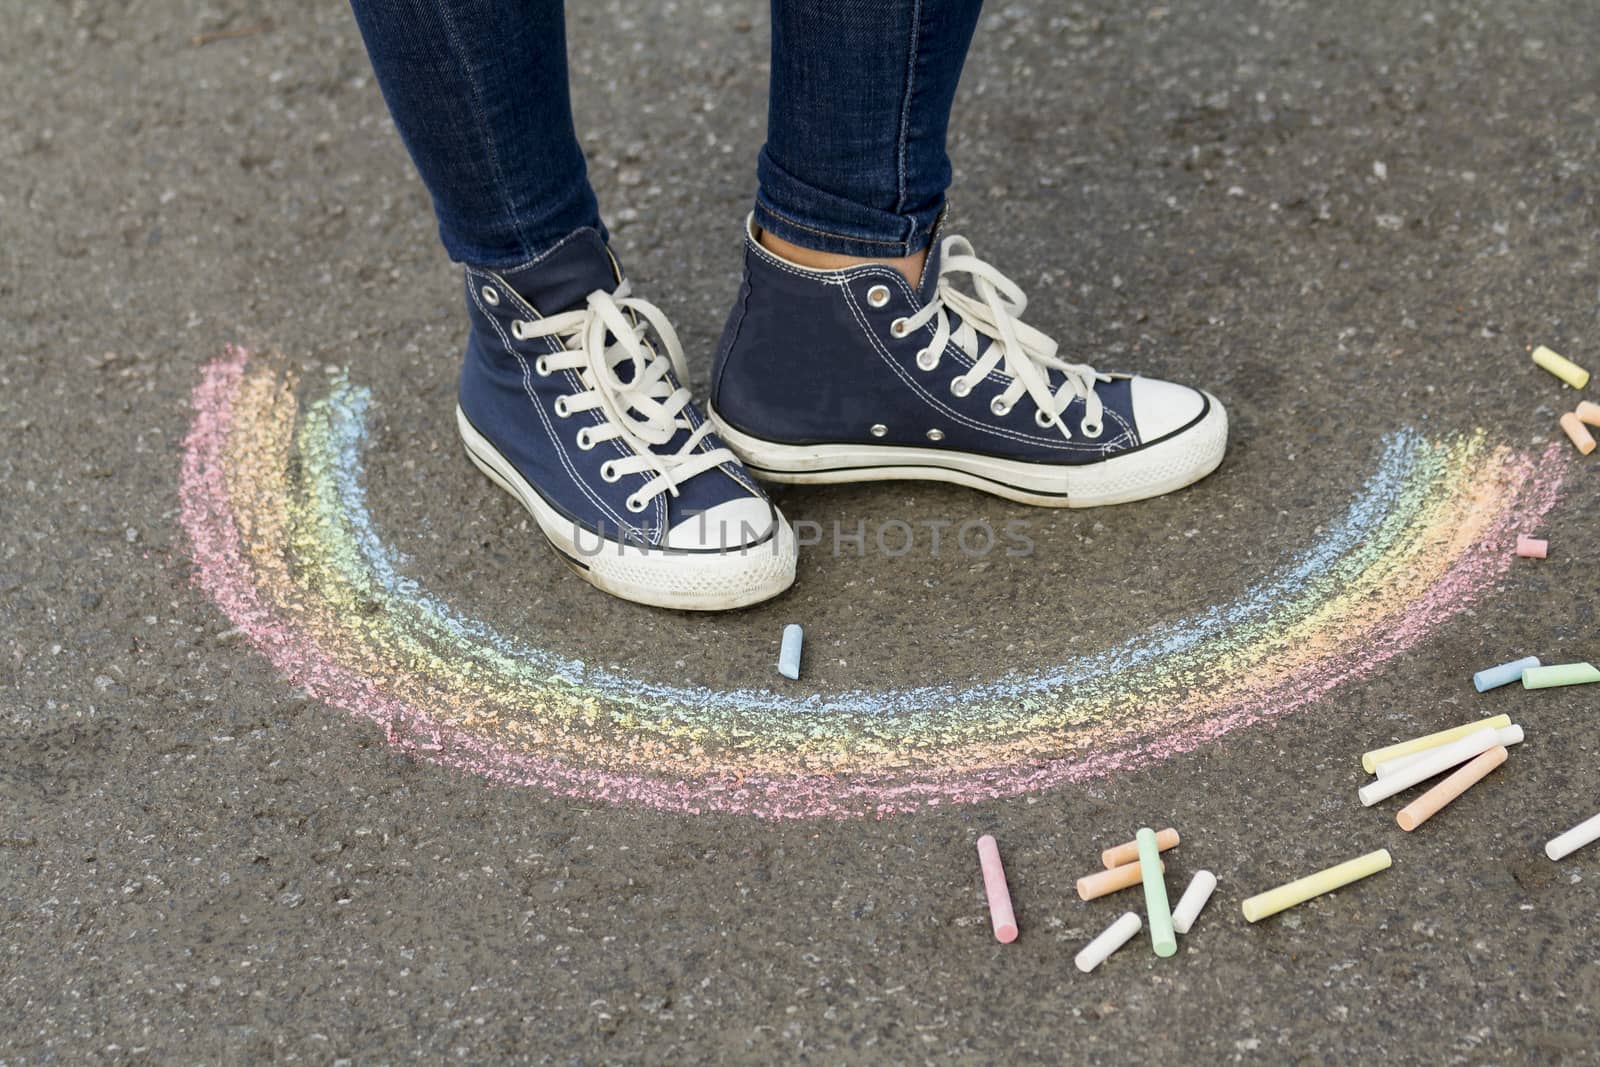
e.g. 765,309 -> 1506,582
348,0 -> 984,267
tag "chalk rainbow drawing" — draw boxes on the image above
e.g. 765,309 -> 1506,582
179,347 -> 1565,818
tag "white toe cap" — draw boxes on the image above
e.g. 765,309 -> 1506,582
1129,377 -> 1206,442
664,496 -> 777,551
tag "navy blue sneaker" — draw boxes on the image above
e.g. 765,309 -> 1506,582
456,228 -> 796,610
709,219 -> 1227,507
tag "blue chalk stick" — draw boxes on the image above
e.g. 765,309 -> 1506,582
1474,655 -> 1541,692
778,624 -> 804,680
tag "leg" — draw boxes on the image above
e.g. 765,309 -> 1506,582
347,0 -> 798,609
755,0 -> 984,278
709,0 -> 1228,509
348,0 -> 600,267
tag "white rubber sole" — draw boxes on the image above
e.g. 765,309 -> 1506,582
708,394 -> 1228,508
456,406 -> 797,611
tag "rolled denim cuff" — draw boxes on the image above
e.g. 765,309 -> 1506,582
754,146 -> 940,258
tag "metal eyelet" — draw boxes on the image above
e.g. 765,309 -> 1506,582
890,317 -> 910,338
916,348 -> 939,371
480,285 -> 500,306
510,319 -> 529,340
575,428 -> 595,450
990,397 -> 1012,417
950,378 -> 972,398
926,428 -> 945,442
600,460 -> 621,483
553,396 -> 570,418
1080,419 -> 1104,440
1035,409 -> 1056,428
867,284 -> 891,309
625,495 -> 647,513
534,356 -> 551,376
869,423 -> 888,438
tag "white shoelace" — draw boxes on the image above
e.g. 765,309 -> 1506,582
510,282 -> 735,512
897,235 -> 1111,439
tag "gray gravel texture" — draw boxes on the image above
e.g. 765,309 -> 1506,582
5,0 -> 1600,1062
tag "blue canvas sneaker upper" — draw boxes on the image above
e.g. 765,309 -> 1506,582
711,221 -> 1210,463
459,228 -> 779,551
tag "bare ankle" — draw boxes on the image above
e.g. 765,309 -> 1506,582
757,228 -> 928,289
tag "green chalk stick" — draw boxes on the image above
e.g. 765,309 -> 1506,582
1522,662 -> 1600,689
1136,827 -> 1177,958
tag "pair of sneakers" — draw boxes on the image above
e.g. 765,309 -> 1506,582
455,218 -> 1228,611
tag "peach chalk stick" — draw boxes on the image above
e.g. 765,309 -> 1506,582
1376,724 -> 1523,779
1516,535 -> 1548,559
1533,345 -> 1590,389
976,835 -> 1018,943
1560,412 -> 1596,455
1360,715 -> 1511,774
1077,857 -> 1165,901
1397,745 -> 1508,831
1577,400 -> 1600,427
1101,827 -> 1179,869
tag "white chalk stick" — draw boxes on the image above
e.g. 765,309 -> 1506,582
1358,727 -> 1499,806
1170,870 -> 1218,935
1074,911 -> 1142,973
1547,811 -> 1600,861
1375,724 -> 1523,780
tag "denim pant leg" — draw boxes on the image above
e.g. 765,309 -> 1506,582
756,0 -> 985,258
348,0 -> 603,268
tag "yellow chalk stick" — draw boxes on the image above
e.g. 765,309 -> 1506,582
1533,345 -> 1590,390
1561,412 -> 1596,455
1360,714 -> 1511,774
1241,849 -> 1392,923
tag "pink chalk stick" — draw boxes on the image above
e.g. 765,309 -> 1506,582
1516,535 -> 1548,559
976,835 -> 1018,943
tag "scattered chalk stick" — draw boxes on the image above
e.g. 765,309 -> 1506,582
1376,724 -> 1523,779
1241,849 -> 1392,923
1577,400 -> 1600,427
1396,745 -> 1508,831
1359,727 -> 1500,807
1522,662 -> 1600,689
1533,344 -> 1590,390
1516,535 -> 1548,559
1560,412 -> 1597,455
1074,911 -> 1142,973
1360,714 -> 1511,773
777,623 -> 803,680
1547,810 -> 1600,861
1077,857 -> 1164,901
975,835 -> 1018,943
1101,827 -> 1179,869
1171,870 -> 1218,935
1474,657 -> 1541,693
1136,828 -> 1177,958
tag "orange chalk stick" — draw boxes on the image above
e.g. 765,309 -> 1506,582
1101,827 -> 1179,869
1577,401 -> 1600,427
1078,857 -> 1165,901
1560,412 -> 1596,455
1396,745 -> 1508,831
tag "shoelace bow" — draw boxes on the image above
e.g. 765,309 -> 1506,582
898,235 -> 1111,439
511,281 -> 735,512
